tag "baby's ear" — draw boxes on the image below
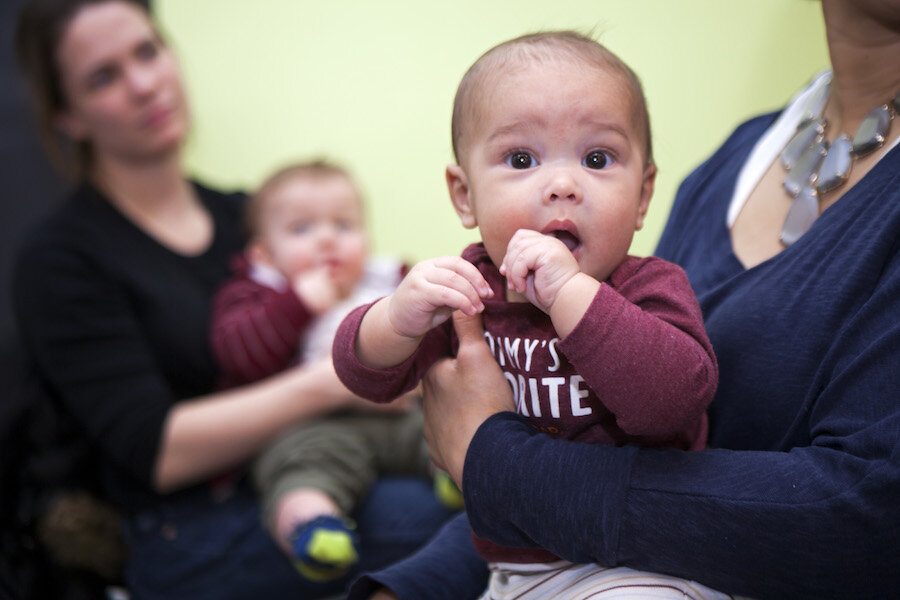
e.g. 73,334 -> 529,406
635,162 -> 657,231
446,165 -> 477,229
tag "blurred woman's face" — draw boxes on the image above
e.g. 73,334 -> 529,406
54,1 -> 189,166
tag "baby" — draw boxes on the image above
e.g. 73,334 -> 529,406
209,161 -> 454,581
334,32 -> 730,598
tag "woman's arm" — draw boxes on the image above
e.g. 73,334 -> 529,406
462,412 -> 898,599
13,232 -> 386,494
155,358 -> 371,492
420,311 -> 514,485
427,304 -> 900,599
339,312 -> 502,600
346,513 -> 488,600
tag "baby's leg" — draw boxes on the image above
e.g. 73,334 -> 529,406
366,404 -> 430,477
253,416 -> 379,528
366,406 -> 464,510
252,417 -> 378,580
271,487 -> 340,554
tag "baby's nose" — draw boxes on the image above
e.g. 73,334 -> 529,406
314,224 -> 338,245
544,169 -> 582,203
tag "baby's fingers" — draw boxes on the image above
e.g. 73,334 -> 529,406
430,256 -> 493,300
422,257 -> 493,315
501,232 -> 543,292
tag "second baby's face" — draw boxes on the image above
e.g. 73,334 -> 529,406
254,174 -> 368,299
449,57 -> 654,284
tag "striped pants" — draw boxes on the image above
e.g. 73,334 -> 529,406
479,561 -> 750,600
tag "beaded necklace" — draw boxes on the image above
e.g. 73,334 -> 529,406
779,85 -> 900,246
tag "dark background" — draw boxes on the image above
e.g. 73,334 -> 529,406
0,0 -> 152,345
1,3 -> 152,597
1,0 -> 66,345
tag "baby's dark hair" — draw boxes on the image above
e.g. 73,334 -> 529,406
451,30 -> 653,167
245,159 -> 362,238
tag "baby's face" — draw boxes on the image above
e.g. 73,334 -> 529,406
254,174 -> 367,298
450,58 -> 654,283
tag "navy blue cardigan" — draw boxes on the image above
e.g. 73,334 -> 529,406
350,112 -> 900,599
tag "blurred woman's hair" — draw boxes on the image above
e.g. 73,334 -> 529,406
14,0 -> 152,181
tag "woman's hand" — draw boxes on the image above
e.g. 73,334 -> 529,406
421,310 -> 514,487
304,358 -> 418,414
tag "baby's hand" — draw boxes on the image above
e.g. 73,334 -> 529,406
292,266 -> 340,315
387,256 -> 493,339
500,229 -> 580,313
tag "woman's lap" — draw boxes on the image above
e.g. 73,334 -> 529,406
123,476 -> 454,600
356,476 -> 457,572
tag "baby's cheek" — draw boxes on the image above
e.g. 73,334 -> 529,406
338,254 -> 368,295
279,249 -> 308,273
479,223 -> 520,266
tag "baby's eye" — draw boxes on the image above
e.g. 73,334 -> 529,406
334,219 -> 355,231
506,151 -> 535,170
583,151 -> 613,170
288,221 -> 311,234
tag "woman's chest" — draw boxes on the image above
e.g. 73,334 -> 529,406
700,248 -> 882,450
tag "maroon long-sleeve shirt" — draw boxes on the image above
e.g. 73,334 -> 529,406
211,256 -> 408,389
209,256 -> 315,388
333,243 -> 717,564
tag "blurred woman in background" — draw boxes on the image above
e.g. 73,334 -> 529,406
12,1 -> 452,598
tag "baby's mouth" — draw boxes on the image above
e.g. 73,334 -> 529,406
550,229 -> 580,252
542,221 -> 582,253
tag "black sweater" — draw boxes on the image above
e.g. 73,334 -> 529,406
14,181 -> 245,510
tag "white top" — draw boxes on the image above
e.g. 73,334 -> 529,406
299,257 -> 404,363
726,70 -> 900,227
249,256 -> 404,363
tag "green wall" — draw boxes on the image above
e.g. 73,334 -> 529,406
156,0 -> 828,260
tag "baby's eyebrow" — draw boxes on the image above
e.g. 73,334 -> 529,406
485,120 -> 536,144
486,119 -> 631,146
580,120 -> 630,141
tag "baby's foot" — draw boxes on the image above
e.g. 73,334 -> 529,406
433,470 -> 464,510
290,515 -> 360,581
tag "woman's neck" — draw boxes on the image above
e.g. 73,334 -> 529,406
91,151 -> 214,255
821,0 -> 900,132
92,151 -> 193,215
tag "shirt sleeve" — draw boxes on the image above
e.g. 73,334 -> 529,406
332,301 -> 452,402
346,512 -> 489,600
209,276 -> 313,385
559,258 -> 716,444
463,263 -> 900,599
13,238 -> 171,487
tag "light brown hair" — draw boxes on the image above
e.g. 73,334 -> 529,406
245,159 -> 364,239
